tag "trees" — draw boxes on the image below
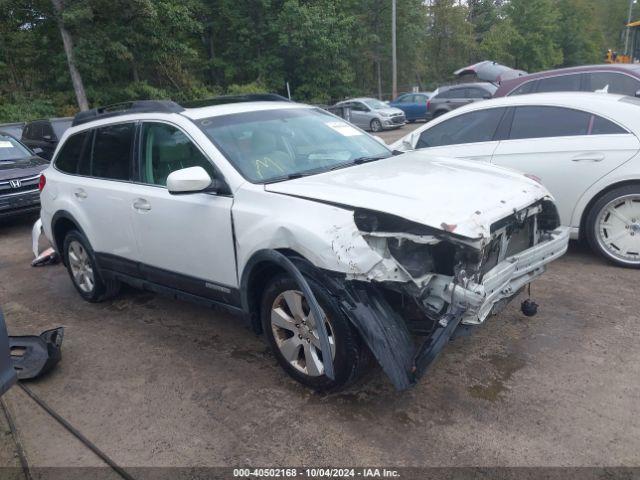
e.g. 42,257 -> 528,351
0,0 -> 633,121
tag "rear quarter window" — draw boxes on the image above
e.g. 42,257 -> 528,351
55,132 -> 89,174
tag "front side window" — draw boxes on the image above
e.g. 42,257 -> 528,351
416,108 -> 505,148
509,106 -> 590,140
536,74 -> 582,93
55,132 -> 89,174
140,123 -> 216,187
0,135 -> 32,162
509,80 -> 537,96
196,108 -> 391,183
586,72 -> 640,96
350,102 -> 368,112
92,123 -> 134,181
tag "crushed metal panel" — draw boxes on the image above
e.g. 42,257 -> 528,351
454,61 -> 527,83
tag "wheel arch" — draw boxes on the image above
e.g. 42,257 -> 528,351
51,210 -> 87,261
578,179 -> 640,241
240,248 -> 319,335
240,248 -> 336,379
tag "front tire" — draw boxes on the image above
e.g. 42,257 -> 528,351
370,118 -> 383,133
585,185 -> 640,268
63,230 -> 120,302
261,274 -> 370,391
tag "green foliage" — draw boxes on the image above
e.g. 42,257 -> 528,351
0,0 -> 634,122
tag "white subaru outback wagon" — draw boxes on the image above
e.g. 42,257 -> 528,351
39,95 -> 570,391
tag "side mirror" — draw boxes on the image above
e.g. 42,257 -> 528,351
482,93 -> 492,99
167,166 -> 214,194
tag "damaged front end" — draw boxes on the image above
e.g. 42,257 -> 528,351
306,200 -> 569,390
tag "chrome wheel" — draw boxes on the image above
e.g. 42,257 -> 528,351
67,240 -> 95,293
270,290 -> 335,377
596,194 -> 640,265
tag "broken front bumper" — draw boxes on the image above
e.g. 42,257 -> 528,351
444,226 -> 570,324
424,227 -> 569,325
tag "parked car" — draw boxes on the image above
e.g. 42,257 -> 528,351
21,117 -> 72,160
389,92 -> 432,122
427,82 -> 496,118
0,122 -> 25,139
39,97 -> 568,391
0,132 -> 48,218
333,97 -> 405,132
493,64 -> 640,98
391,92 -> 640,268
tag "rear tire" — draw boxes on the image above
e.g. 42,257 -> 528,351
585,185 -> 640,268
63,230 -> 120,302
261,274 -> 370,391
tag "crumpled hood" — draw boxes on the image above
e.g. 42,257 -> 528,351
265,151 -> 550,240
0,156 -> 48,181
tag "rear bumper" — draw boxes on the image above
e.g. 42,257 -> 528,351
0,190 -> 40,218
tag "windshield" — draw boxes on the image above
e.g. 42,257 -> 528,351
362,99 -> 388,110
0,135 -> 31,161
196,107 -> 391,183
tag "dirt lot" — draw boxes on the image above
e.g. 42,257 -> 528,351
1,123 -> 639,473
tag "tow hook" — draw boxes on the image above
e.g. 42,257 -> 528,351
521,298 -> 538,317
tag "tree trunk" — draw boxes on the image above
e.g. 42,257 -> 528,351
51,0 -> 89,111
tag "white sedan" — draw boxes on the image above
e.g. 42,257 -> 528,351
391,92 -> 640,268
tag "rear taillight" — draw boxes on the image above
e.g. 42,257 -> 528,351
38,174 -> 46,192
426,100 -> 431,110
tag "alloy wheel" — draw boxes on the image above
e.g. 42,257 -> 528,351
370,119 -> 382,132
270,290 -> 335,377
67,240 -> 95,293
596,194 -> 640,265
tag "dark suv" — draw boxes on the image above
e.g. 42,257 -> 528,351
493,64 -> 640,98
0,132 -> 48,218
21,118 -> 72,160
427,82 -> 496,118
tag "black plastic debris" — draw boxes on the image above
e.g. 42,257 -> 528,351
9,327 -> 64,380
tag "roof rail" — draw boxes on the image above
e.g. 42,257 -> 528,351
71,100 -> 185,127
181,93 -> 290,108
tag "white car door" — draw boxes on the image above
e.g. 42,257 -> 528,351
60,123 -> 140,261
407,107 -> 508,162
130,121 -> 238,304
491,106 -> 640,226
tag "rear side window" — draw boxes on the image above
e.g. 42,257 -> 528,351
536,74 -> 582,93
591,116 -> 628,135
437,89 -> 461,99
509,106 -> 590,140
55,132 -> 88,174
91,123 -> 134,181
465,88 -> 489,99
586,72 -> 640,96
416,108 -> 505,148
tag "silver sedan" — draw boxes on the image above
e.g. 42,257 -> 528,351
334,98 -> 406,132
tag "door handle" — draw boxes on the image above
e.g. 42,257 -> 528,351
73,189 -> 87,200
572,153 -> 605,162
132,198 -> 151,212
